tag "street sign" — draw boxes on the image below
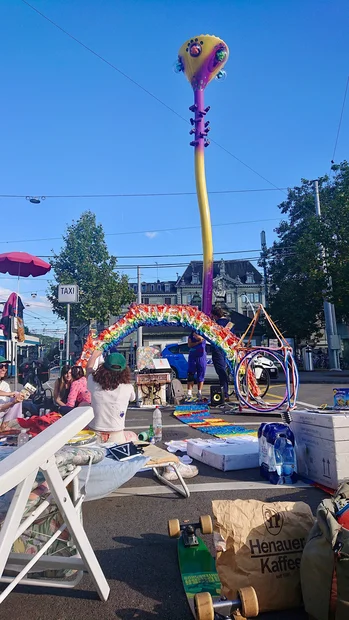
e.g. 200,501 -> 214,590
58,284 -> 79,303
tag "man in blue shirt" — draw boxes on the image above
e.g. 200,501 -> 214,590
211,306 -> 233,401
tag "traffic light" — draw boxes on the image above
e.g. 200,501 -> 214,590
59,339 -> 64,351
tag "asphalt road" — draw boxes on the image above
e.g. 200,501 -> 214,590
0,403 -> 328,620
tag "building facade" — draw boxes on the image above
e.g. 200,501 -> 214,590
176,259 -> 264,317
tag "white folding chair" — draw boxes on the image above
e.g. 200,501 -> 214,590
0,407 -> 110,603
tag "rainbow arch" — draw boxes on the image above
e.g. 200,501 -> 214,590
79,304 -> 239,370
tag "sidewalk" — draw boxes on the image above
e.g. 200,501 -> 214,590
299,370 -> 349,384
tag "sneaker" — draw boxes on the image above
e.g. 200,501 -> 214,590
162,462 -> 199,481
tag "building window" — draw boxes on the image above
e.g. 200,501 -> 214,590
255,292 -> 260,303
142,297 -> 149,304
157,283 -> 161,291
141,284 -> 146,292
151,284 -> 155,292
226,293 -> 232,303
247,293 -> 254,302
246,272 -> 255,284
165,283 -> 170,292
187,294 -> 192,304
191,273 -> 199,285
165,297 -> 171,304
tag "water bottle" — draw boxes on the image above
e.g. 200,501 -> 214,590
17,430 -> 29,448
273,434 -> 297,485
153,406 -> 162,443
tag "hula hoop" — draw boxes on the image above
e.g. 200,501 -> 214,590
234,348 -> 299,412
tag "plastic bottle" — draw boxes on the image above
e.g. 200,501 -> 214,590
272,433 -> 297,485
153,406 -> 162,443
17,430 -> 29,448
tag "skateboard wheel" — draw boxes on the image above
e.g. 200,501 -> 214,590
238,586 -> 259,618
168,518 -> 181,538
199,515 -> 213,535
194,592 -> 214,620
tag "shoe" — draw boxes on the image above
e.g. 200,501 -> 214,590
162,462 -> 199,481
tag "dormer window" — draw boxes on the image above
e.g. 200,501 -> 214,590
246,272 -> 254,284
165,283 -> 170,292
191,272 -> 199,285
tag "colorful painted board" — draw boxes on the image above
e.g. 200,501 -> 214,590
173,405 -> 257,438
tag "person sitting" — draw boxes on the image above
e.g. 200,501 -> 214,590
58,366 -> 91,415
187,331 -> 207,400
86,350 -> 137,444
0,356 -> 24,422
53,365 -> 72,412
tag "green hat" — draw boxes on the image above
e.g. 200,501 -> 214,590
0,356 -> 10,364
104,352 -> 127,372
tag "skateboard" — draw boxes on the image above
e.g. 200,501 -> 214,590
168,515 -> 259,620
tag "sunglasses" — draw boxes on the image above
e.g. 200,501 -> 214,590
0,364 -> 8,370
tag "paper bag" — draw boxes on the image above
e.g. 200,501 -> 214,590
213,499 -> 314,613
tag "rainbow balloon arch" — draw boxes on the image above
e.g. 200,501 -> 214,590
78,304 -> 299,413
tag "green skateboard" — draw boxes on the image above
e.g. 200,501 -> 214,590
168,515 -> 259,620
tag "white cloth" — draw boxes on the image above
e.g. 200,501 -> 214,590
0,380 -> 11,404
87,375 -> 136,432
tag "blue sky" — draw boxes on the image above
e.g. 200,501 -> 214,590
0,0 -> 348,335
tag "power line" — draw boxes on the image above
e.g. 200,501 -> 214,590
20,0 -> 286,195
0,217 -> 282,245
0,188 -> 288,199
331,75 -> 349,165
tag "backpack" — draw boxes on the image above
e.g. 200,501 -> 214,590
169,378 -> 185,405
300,482 -> 349,620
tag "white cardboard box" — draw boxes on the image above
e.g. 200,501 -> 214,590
187,438 -> 259,471
291,410 -> 349,488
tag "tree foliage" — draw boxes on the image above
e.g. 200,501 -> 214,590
268,161 -> 349,343
48,211 -> 134,325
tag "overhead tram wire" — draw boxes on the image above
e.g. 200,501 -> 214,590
0,217 -> 283,245
20,0 -> 287,196
0,188 -> 288,199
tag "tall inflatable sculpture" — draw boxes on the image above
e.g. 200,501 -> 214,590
175,35 -> 229,315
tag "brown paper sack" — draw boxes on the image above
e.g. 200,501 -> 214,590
213,499 -> 315,613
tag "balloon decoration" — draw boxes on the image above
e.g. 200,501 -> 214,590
78,303 -> 299,411
175,35 -> 229,315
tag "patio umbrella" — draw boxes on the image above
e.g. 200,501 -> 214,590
0,252 -> 51,278
0,252 -> 51,388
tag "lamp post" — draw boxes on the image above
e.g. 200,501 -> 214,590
313,180 -> 341,370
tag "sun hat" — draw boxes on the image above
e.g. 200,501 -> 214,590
104,352 -> 127,372
0,356 -> 10,364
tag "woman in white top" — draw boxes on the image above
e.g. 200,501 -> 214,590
86,350 -> 137,444
0,356 -> 24,423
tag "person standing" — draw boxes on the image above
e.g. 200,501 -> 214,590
187,331 -> 207,400
211,306 -> 233,401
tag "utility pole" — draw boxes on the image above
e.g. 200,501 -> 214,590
260,230 -> 268,307
313,180 -> 341,370
66,304 -> 70,365
137,266 -> 142,349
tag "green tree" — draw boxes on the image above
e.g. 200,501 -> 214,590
267,162 -> 349,343
48,211 -> 134,325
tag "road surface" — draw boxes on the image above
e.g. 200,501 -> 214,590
0,405 -> 327,620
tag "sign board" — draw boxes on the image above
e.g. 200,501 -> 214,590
58,284 -> 79,303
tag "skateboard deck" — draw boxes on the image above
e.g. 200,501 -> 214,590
177,534 -> 223,618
